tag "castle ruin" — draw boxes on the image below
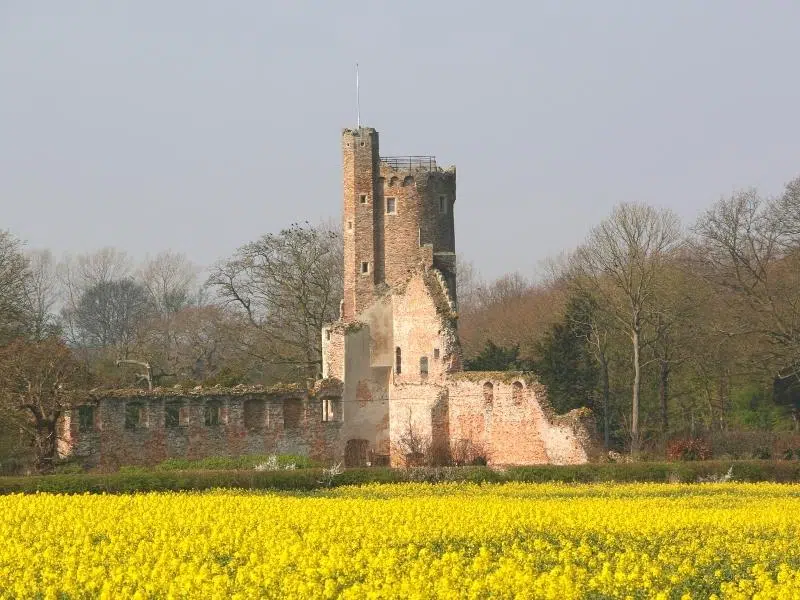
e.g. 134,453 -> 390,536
59,126 -> 593,468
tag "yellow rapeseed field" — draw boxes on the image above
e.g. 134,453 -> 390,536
1,482 -> 800,599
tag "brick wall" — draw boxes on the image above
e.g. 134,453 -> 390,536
62,384 -> 345,469
446,374 -> 590,465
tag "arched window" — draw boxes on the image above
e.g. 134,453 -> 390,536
395,347 -> 402,375
389,176 -> 398,187
483,382 -> 494,408
512,381 -> 524,406
420,356 -> 428,377
402,175 -> 414,187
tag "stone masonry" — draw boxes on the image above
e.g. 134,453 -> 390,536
59,126 -> 593,469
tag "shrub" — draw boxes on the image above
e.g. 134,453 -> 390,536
666,438 -> 712,461
152,454 -> 316,472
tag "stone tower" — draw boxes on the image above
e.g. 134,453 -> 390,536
341,126 -> 457,321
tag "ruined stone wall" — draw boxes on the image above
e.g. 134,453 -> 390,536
321,325 -> 346,380
388,382 -> 448,466
339,325 -> 391,464
446,373 -> 590,465
392,272 -> 456,384
62,383 -> 345,469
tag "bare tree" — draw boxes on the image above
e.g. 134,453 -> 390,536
0,230 -> 29,342
72,279 -> 154,356
0,337 -> 88,471
573,203 -> 683,453
59,248 -> 134,345
139,251 -> 199,316
206,222 -> 343,380
22,249 -> 61,341
693,182 -> 800,385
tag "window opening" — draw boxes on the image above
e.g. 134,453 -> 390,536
244,398 -> 266,430
347,220 -> 353,230
204,401 -> 221,426
283,398 -> 302,429
125,403 -> 142,430
359,194 -> 368,204
395,347 -> 402,375
78,406 -> 95,432
361,261 -> 369,274
439,195 -> 447,214
386,197 -> 396,214
512,381 -> 524,406
433,348 -> 440,359
322,397 -> 343,422
483,382 -> 494,408
420,356 -> 429,377
165,403 -> 184,429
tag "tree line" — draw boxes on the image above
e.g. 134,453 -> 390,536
2,173 -> 799,468
0,222 -> 342,469
460,176 -> 800,455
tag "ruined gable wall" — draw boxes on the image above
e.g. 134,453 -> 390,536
446,373 -> 589,465
392,271 -> 457,384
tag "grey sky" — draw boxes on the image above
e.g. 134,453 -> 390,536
2,1 -> 799,280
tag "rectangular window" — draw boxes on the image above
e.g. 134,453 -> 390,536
165,404 -> 180,428
244,399 -> 266,430
78,406 -> 95,432
434,348 -> 440,359
386,197 -> 396,214
420,356 -> 429,377
359,194 -> 368,204
361,261 -> 369,274
125,403 -> 142,430
283,398 -> 303,429
322,397 -> 343,422
347,220 -> 353,230
439,195 -> 447,214
204,401 -> 221,426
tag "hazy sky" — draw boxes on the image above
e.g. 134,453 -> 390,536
2,1 -> 799,280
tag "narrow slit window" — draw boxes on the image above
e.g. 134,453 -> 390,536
361,261 -> 369,274
420,356 -> 429,377
395,347 -> 402,375
439,195 -> 447,214
386,197 -> 396,214
433,348 -> 440,359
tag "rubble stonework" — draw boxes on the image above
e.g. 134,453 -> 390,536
60,126 -> 593,468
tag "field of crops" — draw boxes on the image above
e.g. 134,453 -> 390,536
2,482 -> 800,599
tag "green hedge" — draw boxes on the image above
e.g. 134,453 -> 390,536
1,461 -> 799,494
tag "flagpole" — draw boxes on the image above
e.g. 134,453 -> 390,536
356,63 -> 361,128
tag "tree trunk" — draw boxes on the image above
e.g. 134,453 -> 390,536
631,326 -> 641,455
601,354 -> 610,449
34,419 -> 58,473
659,359 -> 670,439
